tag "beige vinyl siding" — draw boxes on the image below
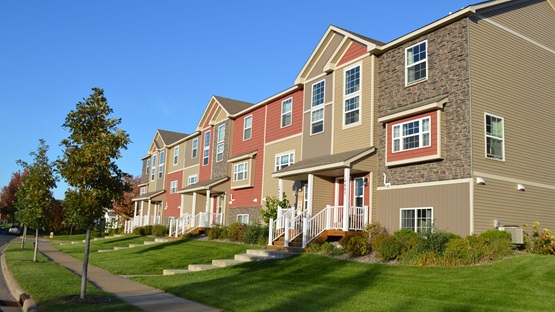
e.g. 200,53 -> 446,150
171,141 -> 187,169
469,6 -> 555,186
263,136 -> 302,202
183,166 -> 199,187
377,181 -> 471,236
184,135 -> 200,168
473,176 -> 555,234
302,103 -> 333,159
182,194 -> 193,215
333,56 -> 373,154
306,33 -> 344,81
311,176 -> 334,216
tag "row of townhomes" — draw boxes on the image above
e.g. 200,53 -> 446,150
125,0 -> 555,249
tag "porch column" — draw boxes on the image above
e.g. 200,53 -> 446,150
180,194 -> 184,217
307,174 -> 314,218
139,201 -> 144,226
206,190 -> 211,227
147,199 -> 152,226
154,203 -> 158,225
278,178 -> 283,200
133,202 -> 137,219
343,168 -> 350,231
192,192 -> 197,227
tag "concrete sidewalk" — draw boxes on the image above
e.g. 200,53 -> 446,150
38,240 -> 219,312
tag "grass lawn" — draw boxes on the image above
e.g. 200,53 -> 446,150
4,243 -> 140,312
55,238 -> 261,275
132,252 -> 555,312
53,235 -> 155,253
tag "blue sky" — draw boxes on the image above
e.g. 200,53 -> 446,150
0,0 -> 472,199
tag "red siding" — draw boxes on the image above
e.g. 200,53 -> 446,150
338,41 -> 367,66
199,128 -> 213,181
387,111 -> 439,163
265,90 -> 304,143
165,170 -> 183,218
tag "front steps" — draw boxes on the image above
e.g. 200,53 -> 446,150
97,237 -> 170,253
162,249 -> 297,275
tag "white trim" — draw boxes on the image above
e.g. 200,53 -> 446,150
281,97 -> 293,128
183,163 -> 199,170
173,146 -> 179,166
377,178 -> 472,191
217,124 -> 226,143
187,174 -> 198,186
191,138 -> 199,159
307,174 -> 314,218
484,112 -> 505,161
233,161 -> 249,182
472,171 -> 555,190
400,207 -> 433,233
378,98 -> 447,123
227,151 -> 257,163
237,214 -> 249,225
265,133 -> 302,146
392,116 -> 431,153
370,55 -> 375,147
405,40 -> 428,86
343,63 -> 362,128
170,180 -> 178,194
202,130 -> 211,166
469,179 -> 474,234
243,115 -> 253,141
167,168 -> 184,175
275,150 -> 295,172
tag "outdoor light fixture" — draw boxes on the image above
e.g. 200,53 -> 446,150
517,184 -> 525,191
476,177 -> 486,185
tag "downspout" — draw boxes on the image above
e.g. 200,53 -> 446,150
467,16 -> 475,235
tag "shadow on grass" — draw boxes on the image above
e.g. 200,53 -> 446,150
132,238 -> 189,254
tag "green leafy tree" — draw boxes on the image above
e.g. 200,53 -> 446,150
15,139 -> 57,261
56,87 -> 131,299
261,193 -> 290,224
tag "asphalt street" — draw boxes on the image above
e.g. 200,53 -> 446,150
0,230 -> 22,312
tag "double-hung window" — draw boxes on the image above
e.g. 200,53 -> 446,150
146,159 -> 150,175
203,131 -> 211,166
158,151 -> 164,179
392,116 -> 431,152
216,124 -> 225,162
191,138 -> 198,159
151,155 -> 156,181
275,152 -> 294,171
344,65 -> 361,126
140,187 -> 147,195
243,115 -> 252,140
354,178 -> 364,208
281,98 -> 292,127
485,113 -> 504,160
173,147 -> 179,165
170,180 -> 178,194
401,207 -> 433,233
233,162 -> 248,181
406,41 -> 427,85
187,175 -> 197,186
311,80 -> 325,135
237,214 -> 249,225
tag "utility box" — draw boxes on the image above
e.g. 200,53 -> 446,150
499,226 -> 524,245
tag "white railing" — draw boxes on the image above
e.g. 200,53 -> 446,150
268,207 -> 293,246
169,214 -> 193,237
209,213 -> 223,226
289,210 -> 307,243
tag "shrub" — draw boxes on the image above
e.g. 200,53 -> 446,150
306,241 -> 336,255
132,227 -> 146,236
345,236 -> 369,257
338,235 -> 352,248
227,222 -> 247,241
377,235 -> 403,261
243,224 -> 268,245
207,225 -> 222,240
151,225 -> 168,237
219,226 -> 230,240
480,229 -> 512,240
416,251 -> 442,266
415,231 -> 460,255
143,225 -> 153,236
444,237 -> 471,266
528,226 -> 555,255
393,229 -> 419,253
182,232 -> 197,240
371,232 -> 390,251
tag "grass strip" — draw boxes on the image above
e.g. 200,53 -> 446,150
4,243 -> 140,312
133,253 -> 555,312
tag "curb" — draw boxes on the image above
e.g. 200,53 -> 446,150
1,252 -> 37,312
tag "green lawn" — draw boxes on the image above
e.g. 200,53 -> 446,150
132,253 -> 555,312
55,238 -> 261,275
4,243 -> 140,312
53,235 -> 155,253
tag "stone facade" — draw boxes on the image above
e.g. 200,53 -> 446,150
377,19 -> 472,186
227,206 -> 262,225
211,119 -> 232,179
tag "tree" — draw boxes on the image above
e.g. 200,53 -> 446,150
47,199 -> 65,233
15,139 -> 57,261
261,193 -> 290,224
56,87 -> 130,299
0,170 -> 27,223
111,174 -> 141,222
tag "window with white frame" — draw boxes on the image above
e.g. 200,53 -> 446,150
151,155 -> 156,181
312,80 -> 325,107
170,180 -> 178,194
392,116 -> 430,152
406,41 -> 427,85
173,146 -> 179,165
237,214 -> 249,225
311,80 -> 325,134
401,207 -> 433,233
275,152 -> 294,171
191,138 -> 198,159
311,108 -> 324,135
243,115 -> 252,140
146,159 -> 150,175
354,178 -> 364,208
344,65 -> 361,126
203,131 -> 211,166
281,98 -> 292,127
187,175 -> 197,186
140,187 -> 147,195
216,124 -> 225,162
158,151 -> 165,179
233,162 -> 248,181
485,113 -> 504,160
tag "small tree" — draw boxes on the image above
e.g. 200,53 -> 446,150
15,139 -> 57,261
111,174 -> 141,223
261,193 -> 290,224
57,87 -> 131,299
0,170 -> 28,223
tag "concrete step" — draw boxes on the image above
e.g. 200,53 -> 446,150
128,244 -> 143,248
246,249 -> 297,258
155,238 -> 171,243
234,254 -> 269,262
188,264 -> 219,272
113,246 -> 129,250
163,269 -> 191,275
98,249 -> 115,253
143,241 -> 158,245
212,259 -> 244,267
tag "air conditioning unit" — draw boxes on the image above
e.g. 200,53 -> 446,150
499,225 -> 524,245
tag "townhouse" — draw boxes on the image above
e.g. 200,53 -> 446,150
128,0 -> 555,246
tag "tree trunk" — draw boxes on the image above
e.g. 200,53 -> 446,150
80,228 -> 91,299
20,225 -> 27,249
33,228 -> 39,262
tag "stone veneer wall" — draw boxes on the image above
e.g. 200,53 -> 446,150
227,206 -> 262,225
377,19 -> 472,186
211,119 -> 232,179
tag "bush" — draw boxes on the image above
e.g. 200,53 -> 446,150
345,236 -> 370,257
306,241 -> 336,255
371,232 -> 390,251
480,229 -> 512,240
393,229 -> 419,253
227,222 -> 247,241
207,225 -> 222,240
151,225 -> 167,237
143,225 -> 153,236
243,224 -> 268,245
132,227 -> 146,236
338,235 -> 352,248
377,235 -> 403,261
444,237 -> 472,266
415,231 -> 460,255
416,251 -> 442,266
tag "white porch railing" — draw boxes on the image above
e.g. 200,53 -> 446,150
268,207 -> 294,246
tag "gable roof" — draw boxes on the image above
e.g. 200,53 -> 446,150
196,96 -> 254,131
157,129 -> 189,146
213,96 -> 254,115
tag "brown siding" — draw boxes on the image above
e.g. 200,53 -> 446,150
312,176 -> 334,215
302,103 -> 333,159
184,134 -> 200,168
306,33 -> 344,81
377,181 -> 471,236
263,136 -> 302,202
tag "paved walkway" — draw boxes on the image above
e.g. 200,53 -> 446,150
38,240 -> 220,312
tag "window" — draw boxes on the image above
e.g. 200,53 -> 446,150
392,116 -> 431,152
233,162 -> 248,181
151,155 -> 156,181
311,108 -> 324,135
344,65 -> 360,126
354,178 -> 364,208
275,152 -> 294,171
406,41 -> 427,85
401,207 -> 433,233
203,131 -> 211,166
140,187 -> 147,195
485,113 -> 504,160
170,180 -> 178,194
146,159 -> 150,175
187,175 -> 198,186
237,214 -> 249,225
243,115 -> 252,140
216,124 -> 225,162
173,147 -> 179,165
311,80 -> 325,135
191,138 -> 198,159
158,151 -> 164,179
281,98 -> 292,127
312,80 -> 325,107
